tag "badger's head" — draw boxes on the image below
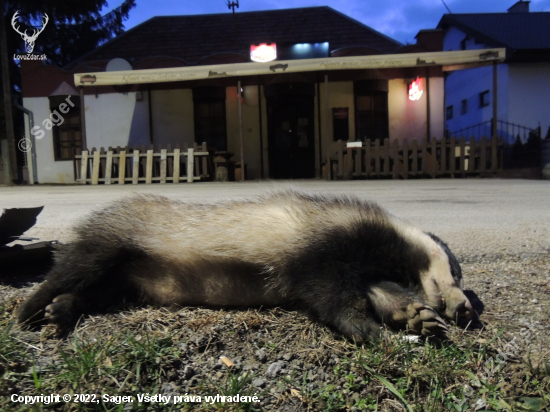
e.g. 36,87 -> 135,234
426,233 -> 473,321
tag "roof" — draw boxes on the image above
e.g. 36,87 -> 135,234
68,7 -> 402,69
438,12 -> 550,50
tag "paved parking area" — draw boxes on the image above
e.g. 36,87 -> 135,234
1,179 -> 548,258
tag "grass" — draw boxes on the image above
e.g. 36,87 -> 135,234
0,301 -> 549,412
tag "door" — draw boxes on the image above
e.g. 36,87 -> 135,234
267,95 -> 315,179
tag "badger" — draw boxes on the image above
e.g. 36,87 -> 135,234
17,190 -> 473,341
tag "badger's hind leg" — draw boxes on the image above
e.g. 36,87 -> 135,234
367,282 -> 449,338
18,242 -> 144,330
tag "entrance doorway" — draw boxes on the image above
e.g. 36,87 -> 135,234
266,83 -> 315,179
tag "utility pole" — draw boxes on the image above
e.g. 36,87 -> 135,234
227,0 -> 239,14
0,0 -> 17,186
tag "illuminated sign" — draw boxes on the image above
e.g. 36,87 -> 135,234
409,77 -> 423,101
250,43 -> 277,63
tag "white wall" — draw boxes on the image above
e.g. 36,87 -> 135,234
429,77 -> 445,139
443,26 -> 509,138
508,62 -> 550,138
444,65 -> 509,137
151,89 -> 195,148
444,26 -> 487,52
85,92 -> 150,150
22,97 -> 75,183
388,78 -> 427,142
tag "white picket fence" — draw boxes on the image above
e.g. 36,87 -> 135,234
74,143 -> 210,184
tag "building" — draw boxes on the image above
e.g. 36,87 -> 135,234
437,0 -> 550,142
20,7 -> 503,183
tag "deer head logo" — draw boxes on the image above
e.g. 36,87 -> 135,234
11,11 -> 49,54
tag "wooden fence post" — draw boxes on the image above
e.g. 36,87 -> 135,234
374,139 -> 380,177
365,140 -> 371,177
160,149 -> 167,184
383,138 -> 390,176
145,149 -> 153,184
132,150 -> 140,185
430,138 -> 437,178
187,148 -> 194,183
105,150 -> 113,185
411,139 -> 418,176
450,137 -> 456,176
91,150 -> 100,185
173,148 -> 180,183
421,138 -> 428,176
468,136 -> 476,174
201,142 -> 208,179
402,139 -> 409,179
392,139 -> 400,179
459,137 -> 466,174
80,151 -> 88,184
355,147 -> 362,177
118,150 -> 126,184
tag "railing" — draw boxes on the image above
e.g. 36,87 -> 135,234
332,136 -> 503,180
74,143 -> 211,185
448,120 -> 540,145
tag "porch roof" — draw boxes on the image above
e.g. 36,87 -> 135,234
74,48 -> 505,87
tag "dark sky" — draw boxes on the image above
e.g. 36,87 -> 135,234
121,0 -> 550,45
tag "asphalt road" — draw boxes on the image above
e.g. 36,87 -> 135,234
1,179 -> 549,258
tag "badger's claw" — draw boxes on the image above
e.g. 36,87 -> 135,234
394,302 -> 449,338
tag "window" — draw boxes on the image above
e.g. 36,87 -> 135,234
193,87 -> 227,150
480,90 -> 490,107
446,105 -> 454,120
51,96 -> 82,161
461,99 -> 468,115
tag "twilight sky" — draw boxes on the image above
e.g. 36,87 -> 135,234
120,0 -> 550,45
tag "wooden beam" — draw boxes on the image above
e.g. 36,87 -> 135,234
238,80 -> 244,181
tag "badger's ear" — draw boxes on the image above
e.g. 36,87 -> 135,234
426,233 -> 464,289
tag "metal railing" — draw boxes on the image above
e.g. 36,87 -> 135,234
448,120 -> 540,145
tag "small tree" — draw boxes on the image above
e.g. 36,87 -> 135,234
1,0 -> 135,183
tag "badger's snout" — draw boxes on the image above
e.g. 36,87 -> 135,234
452,299 -> 474,320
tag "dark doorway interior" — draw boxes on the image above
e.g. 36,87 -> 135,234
266,83 -> 315,179
354,79 -> 389,142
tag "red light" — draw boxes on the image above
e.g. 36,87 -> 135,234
250,43 -> 277,63
409,77 -> 423,101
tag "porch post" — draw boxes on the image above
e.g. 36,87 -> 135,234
79,87 -> 87,150
258,84 -> 264,179
325,74 -> 330,180
426,70 -> 431,141
492,61 -> 498,138
238,80 -> 244,181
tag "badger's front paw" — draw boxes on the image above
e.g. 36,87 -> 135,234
392,301 -> 449,338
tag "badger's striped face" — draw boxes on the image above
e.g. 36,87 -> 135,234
428,233 -> 464,289
425,233 -> 472,321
